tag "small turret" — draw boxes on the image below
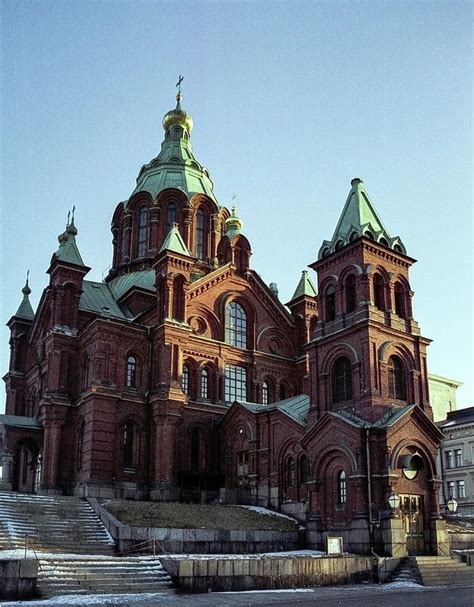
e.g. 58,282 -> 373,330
14,273 -> 34,321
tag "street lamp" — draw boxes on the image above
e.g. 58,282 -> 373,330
447,497 -> 458,514
388,492 -> 400,512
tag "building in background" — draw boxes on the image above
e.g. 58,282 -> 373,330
1,91 -> 450,556
438,407 -> 474,516
428,374 -> 462,422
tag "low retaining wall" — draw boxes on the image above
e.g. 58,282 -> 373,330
449,533 -> 474,551
160,555 -> 373,593
0,559 -> 38,600
88,498 -> 300,554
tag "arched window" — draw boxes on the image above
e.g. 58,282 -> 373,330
325,285 -> 336,321
82,356 -> 91,391
279,384 -> 287,400
225,302 -> 247,348
286,457 -> 296,487
300,455 -> 309,484
196,209 -> 206,260
181,364 -> 190,395
365,231 -> 374,240
333,356 -> 353,403
166,203 -> 177,233
122,421 -> 135,469
200,368 -> 209,399
338,470 -> 347,504
126,356 -> 137,389
262,381 -> 269,405
137,206 -> 149,257
345,274 -> 356,313
373,273 -> 385,311
388,355 -> 406,400
172,275 -> 185,322
394,282 -> 406,318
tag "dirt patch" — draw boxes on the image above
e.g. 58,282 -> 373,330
101,500 -> 299,531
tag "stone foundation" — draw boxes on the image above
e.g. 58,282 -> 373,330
0,559 -> 38,600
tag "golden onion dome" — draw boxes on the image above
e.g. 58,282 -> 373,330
162,93 -> 194,134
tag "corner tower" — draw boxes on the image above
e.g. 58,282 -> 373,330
308,178 -> 432,421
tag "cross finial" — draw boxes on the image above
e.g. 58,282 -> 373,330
176,75 -> 184,94
71,205 -> 76,224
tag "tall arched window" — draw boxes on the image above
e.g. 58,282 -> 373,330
262,381 -> 269,405
200,368 -> 209,399
166,203 -> 177,233
338,470 -> 347,504
279,384 -> 287,400
345,274 -> 356,313
225,301 -> 247,348
182,364 -> 190,395
122,421 -> 135,469
126,356 -> 137,389
388,355 -> 406,400
300,455 -> 309,484
172,275 -> 185,321
333,356 -> 353,403
286,457 -> 296,487
373,273 -> 385,311
394,282 -> 406,318
196,209 -> 206,260
137,206 -> 149,257
325,286 -> 336,321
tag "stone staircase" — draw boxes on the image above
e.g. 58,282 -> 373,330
0,491 -> 115,554
37,555 -> 174,596
386,557 -> 422,585
411,555 -> 473,586
0,491 -> 175,596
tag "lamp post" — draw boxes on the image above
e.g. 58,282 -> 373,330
388,491 -> 400,516
447,497 -> 458,514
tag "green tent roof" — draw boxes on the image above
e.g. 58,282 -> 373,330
290,270 -> 317,301
159,225 -> 191,256
318,179 -> 406,259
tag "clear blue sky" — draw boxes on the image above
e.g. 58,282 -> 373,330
1,1 -> 472,410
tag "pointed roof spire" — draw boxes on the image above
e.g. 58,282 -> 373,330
159,223 -> 191,256
54,208 -> 86,267
318,179 -> 406,259
290,270 -> 317,302
14,271 -> 34,320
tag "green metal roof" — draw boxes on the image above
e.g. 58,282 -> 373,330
318,179 -> 406,258
79,281 -> 128,319
330,404 -> 415,429
237,395 -> 310,427
0,414 -> 42,429
159,225 -> 191,256
131,95 -> 217,203
290,270 -> 317,301
108,270 -> 156,300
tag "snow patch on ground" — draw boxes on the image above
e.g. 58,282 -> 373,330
164,549 -> 326,560
238,505 -> 298,522
2,592 -> 170,606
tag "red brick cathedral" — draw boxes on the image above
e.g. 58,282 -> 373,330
1,91 -> 448,556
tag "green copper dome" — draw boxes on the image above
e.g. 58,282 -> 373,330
131,93 -> 216,203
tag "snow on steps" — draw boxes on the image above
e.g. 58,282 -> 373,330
37,555 -> 174,596
0,491 -> 115,554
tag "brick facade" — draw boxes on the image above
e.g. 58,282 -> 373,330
1,95 -> 447,555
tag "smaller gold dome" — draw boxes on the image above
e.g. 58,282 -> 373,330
162,93 -> 194,134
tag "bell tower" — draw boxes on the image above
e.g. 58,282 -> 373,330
307,178 -> 432,423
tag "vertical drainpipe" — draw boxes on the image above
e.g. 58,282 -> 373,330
144,326 -> 153,499
366,427 -> 374,552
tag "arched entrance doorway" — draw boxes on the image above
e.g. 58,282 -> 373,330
13,440 -> 41,493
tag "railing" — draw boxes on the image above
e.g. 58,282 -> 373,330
8,534 -> 43,573
121,537 -> 177,562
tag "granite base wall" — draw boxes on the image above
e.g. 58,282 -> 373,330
160,555 -> 373,593
0,559 -> 38,600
